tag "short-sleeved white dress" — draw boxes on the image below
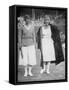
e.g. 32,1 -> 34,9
41,26 -> 55,61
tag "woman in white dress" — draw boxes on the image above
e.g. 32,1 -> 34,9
40,15 -> 55,74
37,15 -> 64,74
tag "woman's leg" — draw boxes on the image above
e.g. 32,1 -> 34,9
24,66 -> 28,77
40,62 -> 46,74
28,65 -> 33,76
46,61 -> 51,74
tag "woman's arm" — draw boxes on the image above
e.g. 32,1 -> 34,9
33,28 -> 37,48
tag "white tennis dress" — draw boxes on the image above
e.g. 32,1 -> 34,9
41,26 -> 55,61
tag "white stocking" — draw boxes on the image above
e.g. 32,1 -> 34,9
24,66 -> 28,77
28,66 -> 33,76
47,62 -> 50,74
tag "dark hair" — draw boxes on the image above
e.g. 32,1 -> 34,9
24,15 -> 30,21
